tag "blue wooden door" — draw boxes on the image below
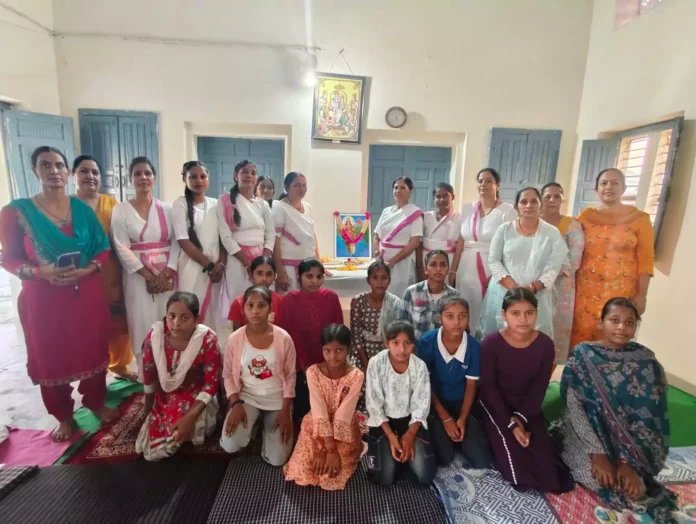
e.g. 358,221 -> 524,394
572,139 -> 619,216
489,128 -> 561,203
2,110 -> 75,199
367,145 -> 451,220
196,137 -> 285,199
78,110 -> 160,201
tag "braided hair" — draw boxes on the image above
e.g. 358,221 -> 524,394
230,159 -> 257,227
182,160 -> 208,249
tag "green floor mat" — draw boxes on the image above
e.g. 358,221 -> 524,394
54,379 -> 143,464
541,382 -> 696,447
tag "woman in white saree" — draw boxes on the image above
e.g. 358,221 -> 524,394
217,159 -> 275,307
272,172 -> 320,293
111,157 -> 180,377
451,168 -> 516,330
416,182 -> 460,282
172,161 -> 226,334
373,176 -> 423,298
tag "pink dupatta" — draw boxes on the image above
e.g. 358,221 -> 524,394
379,209 -> 424,258
131,200 -> 170,275
423,210 -> 456,254
471,202 -> 490,297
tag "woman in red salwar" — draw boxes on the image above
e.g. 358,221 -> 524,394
0,146 -> 118,441
135,291 -> 222,461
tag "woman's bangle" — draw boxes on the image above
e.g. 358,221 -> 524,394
442,417 -> 453,423
228,399 -> 245,410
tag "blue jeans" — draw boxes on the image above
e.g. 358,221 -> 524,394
364,417 -> 436,486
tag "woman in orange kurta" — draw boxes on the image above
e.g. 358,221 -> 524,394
284,324 -> 364,491
570,168 -> 654,348
74,155 -> 135,380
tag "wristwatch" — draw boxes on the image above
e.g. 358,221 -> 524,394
203,261 -> 215,273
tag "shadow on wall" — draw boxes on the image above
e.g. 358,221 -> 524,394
655,119 -> 696,276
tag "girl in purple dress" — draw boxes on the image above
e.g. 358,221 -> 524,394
479,287 -> 572,493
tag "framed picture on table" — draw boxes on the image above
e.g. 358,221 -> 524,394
311,73 -> 366,144
333,212 -> 371,259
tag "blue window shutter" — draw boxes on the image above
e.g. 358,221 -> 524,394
117,114 -> 160,200
2,110 -> 75,199
572,139 -> 619,216
78,112 -> 120,198
651,117 -> 682,246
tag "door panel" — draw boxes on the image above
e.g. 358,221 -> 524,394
196,137 -> 285,199
78,113 -> 120,197
489,128 -> 561,203
572,139 -> 619,215
118,115 -> 160,200
367,145 -> 451,221
3,110 -> 75,199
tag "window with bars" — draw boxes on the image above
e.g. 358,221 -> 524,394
617,136 -> 648,205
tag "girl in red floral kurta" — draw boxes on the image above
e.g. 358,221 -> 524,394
135,292 -> 222,461
284,324 -> 364,490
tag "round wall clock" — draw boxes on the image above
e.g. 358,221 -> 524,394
385,106 -> 407,128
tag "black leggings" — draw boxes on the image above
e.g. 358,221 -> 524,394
364,417 -> 437,486
428,400 -> 493,469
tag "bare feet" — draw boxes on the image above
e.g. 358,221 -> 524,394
94,405 -> 120,423
121,371 -> 139,383
52,420 -> 74,442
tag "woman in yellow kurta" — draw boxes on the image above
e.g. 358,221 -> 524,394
74,155 -> 136,380
570,168 -> 654,348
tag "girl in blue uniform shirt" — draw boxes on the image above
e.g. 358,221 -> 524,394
416,296 -> 493,468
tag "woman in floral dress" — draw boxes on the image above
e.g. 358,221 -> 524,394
136,291 -> 222,461
284,324 -> 364,490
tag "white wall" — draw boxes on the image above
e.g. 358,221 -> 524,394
52,0 -> 591,250
0,0 -> 60,207
572,0 -> 696,390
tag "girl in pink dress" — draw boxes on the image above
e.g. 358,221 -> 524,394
284,324 -> 364,490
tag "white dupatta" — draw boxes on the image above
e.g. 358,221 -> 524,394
149,321 -> 210,393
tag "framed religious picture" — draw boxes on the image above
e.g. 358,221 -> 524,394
333,212 -> 371,259
312,73 -> 366,144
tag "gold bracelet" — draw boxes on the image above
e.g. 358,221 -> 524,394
442,417 -> 453,423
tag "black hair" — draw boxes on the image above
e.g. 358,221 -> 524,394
501,287 -> 538,312
166,291 -> 200,317
243,285 -> 272,307
385,320 -> 417,345
229,159 -> 257,227
72,154 -> 103,175
541,181 -> 563,195
321,323 -> 352,347
129,156 -> 157,178
392,176 -> 414,191
601,297 -> 640,321
249,255 -> 276,274
433,182 -> 454,197
439,296 -> 471,333
425,249 -> 450,267
181,160 -> 208,249
367,260 -> 391,279
514,186 -> 542,208
476,168 -> 501,198
254,175 -> 275,208
31,146 -> 68,168
595,168 -> 625,190
298,257 -> 325,279
278,171 -> 304,201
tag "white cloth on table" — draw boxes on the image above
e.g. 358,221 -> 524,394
365,349 -> 430,429
217,193 -> 275,302
455,201 -> 516,330
111,199 -> 179,363
172,196 -> 223,332
478,219 -> 568,339
374,203 -> 423,299
271,200 -> 316,292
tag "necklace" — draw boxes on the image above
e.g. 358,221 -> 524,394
517,219 -> 539,237
480,199 -> 498,217
35,195 -> 71,223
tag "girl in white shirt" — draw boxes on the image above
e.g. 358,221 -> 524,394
364,320 -> 436,486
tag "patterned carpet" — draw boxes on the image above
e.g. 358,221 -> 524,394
433,447 -> 696,524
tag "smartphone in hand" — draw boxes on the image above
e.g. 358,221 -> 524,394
56,252 -> 81,268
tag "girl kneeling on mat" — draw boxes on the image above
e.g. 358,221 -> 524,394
220,286 -> 296,466
136,291 -> 222,461
364,320 -> 436,486
284,324 -> 364,491
416,297 -> 493,468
